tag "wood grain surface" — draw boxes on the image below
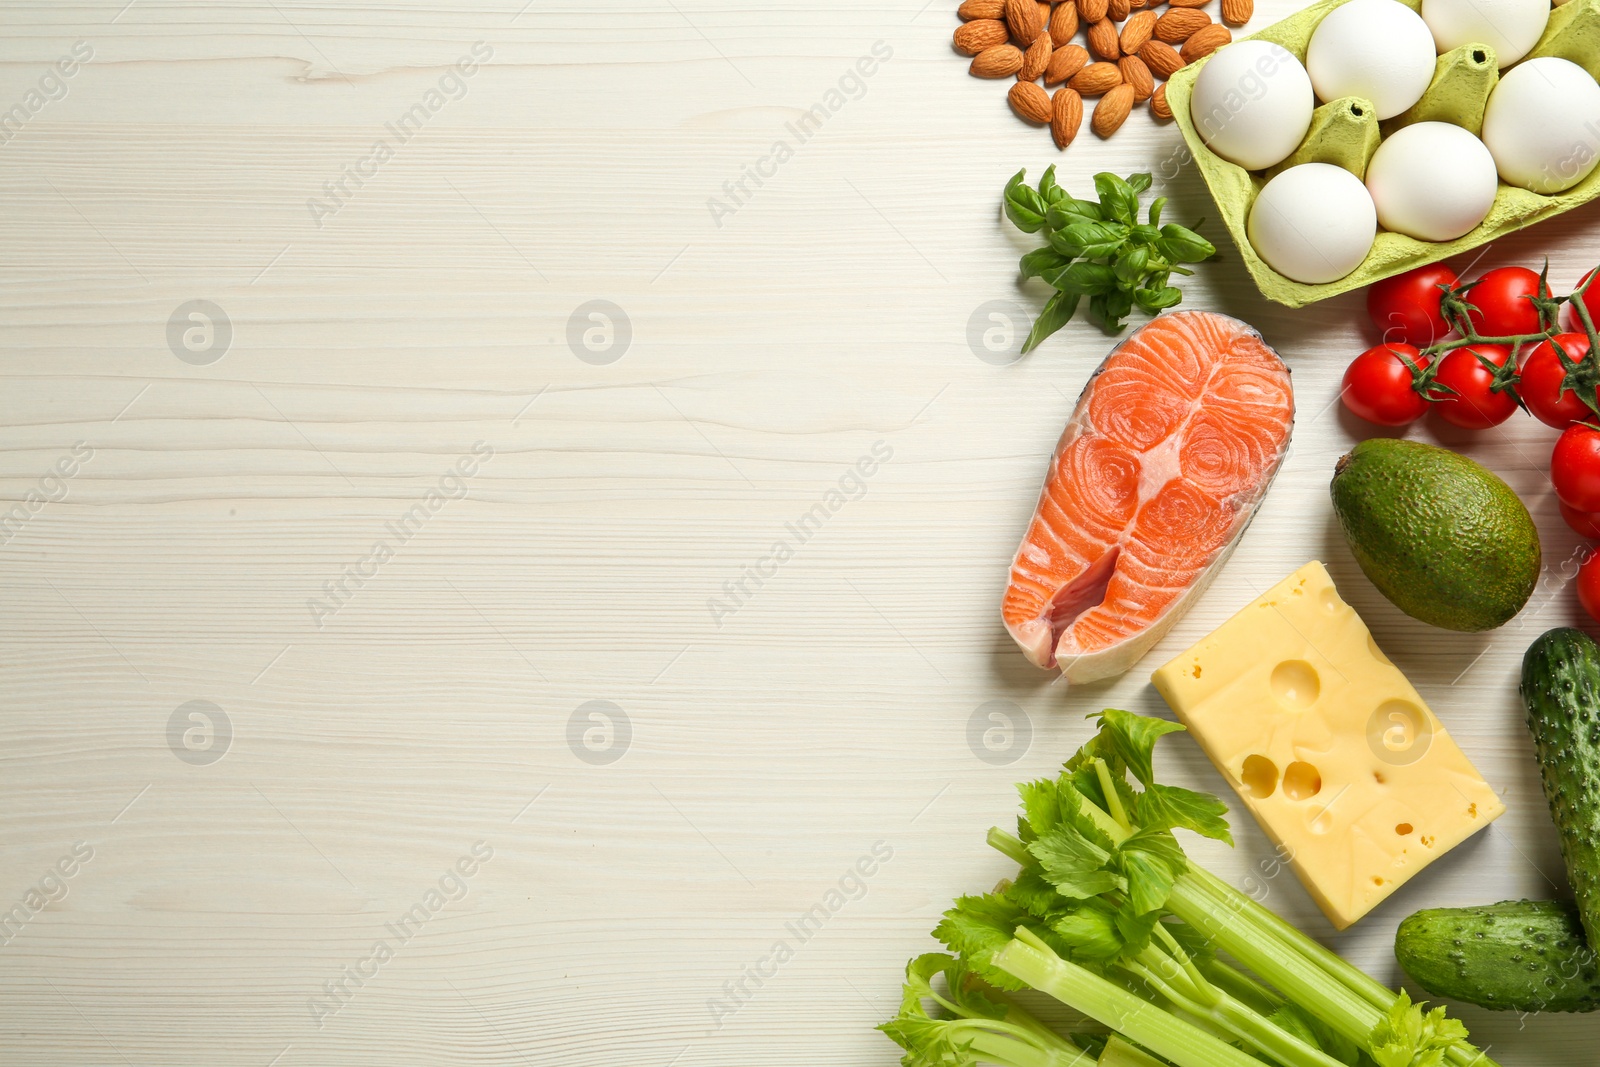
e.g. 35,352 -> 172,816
3,1 -> 1599,1064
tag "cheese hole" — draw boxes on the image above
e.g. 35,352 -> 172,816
1320,587 -> 1342,614
1270,660 -> 1320,709
1396,822 -> 1413,835
1282,761 -> 1322,801
1367,634 -> 1394,666
1240,754 -> 1279,798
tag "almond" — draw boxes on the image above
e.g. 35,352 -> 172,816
1051,87 -> 1084,148
1044,42 -> 1090,83
954,18 -> 1010,54
1150,81 -> 1173,120
1069,61 -> 1123,95
1020,31 -> 1053,79
958,0 -> 1006,17
1087,17 -> 1121,59
1009,80 -> 1054,123
1181,22 -> 1231,61
1155,7 -> 1210,41
1109,0 -> 1132,20
1092,83 -> 1135,136
1039,1 -> 1053,26
1048,1 -> 1079,44
1077,0 -> 1110,24
1117,55 -> 1154,100
1004,0 -> 1044,44
1129,0 -> 1150,8
1220,0 -> 1253,24
1168,0 -> 1213,7
971,43 -> 1026,76
1139,39 -> 1185,77
1120,10 -> 1157,53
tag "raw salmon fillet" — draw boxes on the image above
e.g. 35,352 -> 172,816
1003,311 -> 1293,684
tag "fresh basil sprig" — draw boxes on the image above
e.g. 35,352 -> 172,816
1004,166 -> 1216,353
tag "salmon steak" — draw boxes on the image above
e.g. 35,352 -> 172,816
1002,311 -> 1294,684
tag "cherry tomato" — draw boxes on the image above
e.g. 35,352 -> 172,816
1579,549 -> 1600,623
1342,344 -> 1429,426
1560,501 -> 1600,539
1465,266 -> 1544,337
1367,264 -> 1458,347
1429,344 -> 1517,429
1520,333 -> 1595,428
1565,267 -> 1600,333
1553,424 -> 1600,511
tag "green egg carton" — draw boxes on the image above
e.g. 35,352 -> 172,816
1163,0 -> 1600,307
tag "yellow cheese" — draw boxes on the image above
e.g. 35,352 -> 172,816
1150,561 -> 1504,930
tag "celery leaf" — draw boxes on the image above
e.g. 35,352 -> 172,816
1135,783 -> 1233,845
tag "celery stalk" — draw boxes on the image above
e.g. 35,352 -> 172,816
993,931 -> 1270,1067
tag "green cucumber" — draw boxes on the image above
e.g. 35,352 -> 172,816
1395,900 -> 1600,1013
1520,627 -> 1600,947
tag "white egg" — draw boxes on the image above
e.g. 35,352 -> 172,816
1248,163 -> 1377,283
1422,0 -> 1550,67
1189,41 -> 1316,171
1482,57 -> 1600,193
1365,121 -> 1498,240
1306,0 -> 1438,119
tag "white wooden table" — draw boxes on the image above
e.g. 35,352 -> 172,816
2,2 -> 1598,1063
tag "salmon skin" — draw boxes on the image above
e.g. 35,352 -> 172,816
1002,310 -> 1294,684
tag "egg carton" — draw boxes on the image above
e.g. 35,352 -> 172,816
1164,0 -> 1600,307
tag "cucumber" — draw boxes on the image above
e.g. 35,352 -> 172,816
1521,627 -> 1600,947
1395,900 -> 1600,1013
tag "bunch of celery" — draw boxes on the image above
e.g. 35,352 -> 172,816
879,710 -> 1500,1067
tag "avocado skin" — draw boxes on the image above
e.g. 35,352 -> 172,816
1395,899 -> 1600,1013
1522,628 -> 1600,951
1330,439 -> 1539,631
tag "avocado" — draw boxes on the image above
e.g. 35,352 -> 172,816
1330,439 -> 1538,632
1396,899 -> 1600,1013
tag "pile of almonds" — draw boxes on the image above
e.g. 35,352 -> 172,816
954,0 -> 1251,147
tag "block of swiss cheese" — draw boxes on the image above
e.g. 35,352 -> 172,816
1151,560 -> 1504,929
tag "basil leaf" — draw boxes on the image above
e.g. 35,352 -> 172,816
1129,223 -> 1161,245
1047,198 -> 1104,230
1090,289 -> 1135,332
1126,172 -> 1153,196
1054,261 -> 1117,296
1054,221 -> 1128,259
1004,168 -> 1049,233
1114,245 -> 1152,285
1147,195 -> 1166,228
1047,228 -> 1081,257
1094,172 -> 1139,225
1134,285 -> 1184,312
1022,289 -> 1081,353
1020,247 -> 1072,280
1158,223 -> 1216,262
1038,164 -> 1064,205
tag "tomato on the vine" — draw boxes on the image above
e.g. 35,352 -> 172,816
1465,266 -> 1544,337
1367,264 -> 1458,347
1342,344 -> 1429,426
1561,502 -> 1600,539
1565,267 -> 1600,333
1552,423 -> 1600,512
1520,333 -> 1595,428
1579,550 -> 1600,623
1429,344 -> 1517,429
